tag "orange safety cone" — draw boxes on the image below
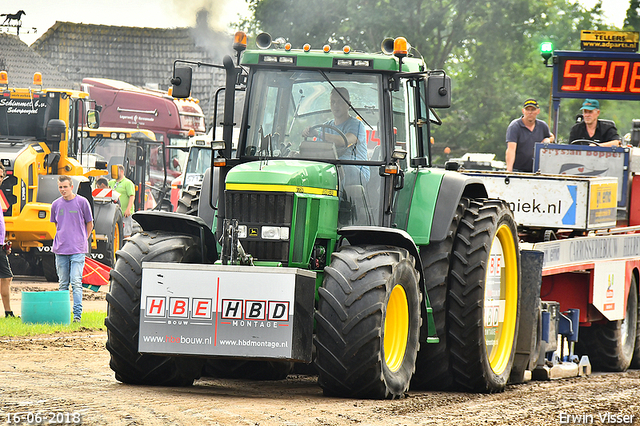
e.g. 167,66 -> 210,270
82,256 -> 111,292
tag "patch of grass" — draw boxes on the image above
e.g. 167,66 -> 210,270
0,311 -> 106,337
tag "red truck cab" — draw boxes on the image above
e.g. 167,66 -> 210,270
81,78 -> 206,180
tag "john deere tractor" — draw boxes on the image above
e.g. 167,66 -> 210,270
105,33 -> 528,399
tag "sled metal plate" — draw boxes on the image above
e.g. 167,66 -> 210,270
138,263 -> 316,362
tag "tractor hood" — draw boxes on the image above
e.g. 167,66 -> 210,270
225,160 -> 338,195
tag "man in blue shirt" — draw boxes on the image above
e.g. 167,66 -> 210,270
303,87 -> 369,184
506,98 -> 554,172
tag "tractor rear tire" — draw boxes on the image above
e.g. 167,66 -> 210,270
447,199 -> 521,392
411,198 -> 468,390
176,185 -> 200,216
105,231 -> 204,386
577,276 -> 638,371
315,245 -> 421,399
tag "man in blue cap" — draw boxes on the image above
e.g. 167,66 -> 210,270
569,99 -> 621,147
506,98 -> 554,172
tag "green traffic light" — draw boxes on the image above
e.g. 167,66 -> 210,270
540,42 -> 553,60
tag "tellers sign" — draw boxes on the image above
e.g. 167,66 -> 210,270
553,51 -> 640,100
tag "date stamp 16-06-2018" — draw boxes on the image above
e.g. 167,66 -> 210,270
4,412 -> 82,425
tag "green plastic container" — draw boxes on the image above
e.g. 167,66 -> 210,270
21,290 -> 71,325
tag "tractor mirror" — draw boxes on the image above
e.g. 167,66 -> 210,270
86,109 -> 100,129
171,67 -> 193,99
46,119 -> 66,143
427,74 -> 451,108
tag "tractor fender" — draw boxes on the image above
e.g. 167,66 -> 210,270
338,226 -> 424,287
132,210 -> 218,263
93,201 -> 120,237
430,172 -> 488,242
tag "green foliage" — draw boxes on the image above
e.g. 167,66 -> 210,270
624,0 -> 640,30
0,311 -> 106,337
243,0 -> 627,164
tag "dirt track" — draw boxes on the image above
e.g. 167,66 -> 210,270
1,277 -> 639,425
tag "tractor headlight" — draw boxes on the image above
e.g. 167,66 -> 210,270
237,225 -> 247,239
261,226 -> 289,240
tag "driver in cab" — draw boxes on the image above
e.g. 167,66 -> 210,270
569,99 -> 622,147
302,87 -> 370,183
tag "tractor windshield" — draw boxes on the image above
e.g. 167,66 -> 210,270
79,135 -> 126,170
243,70 -> 383,165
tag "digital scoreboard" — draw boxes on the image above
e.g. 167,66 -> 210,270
553,51 -> 640,100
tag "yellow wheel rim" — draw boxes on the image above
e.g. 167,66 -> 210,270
483,223 -> 518,375
384,284 -> 409,372
112,225 -> 121,265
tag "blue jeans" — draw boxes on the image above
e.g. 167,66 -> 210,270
55,253 -> 85,320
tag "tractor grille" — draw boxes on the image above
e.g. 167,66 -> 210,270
225,191 -> 294,263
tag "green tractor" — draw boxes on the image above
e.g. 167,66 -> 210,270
105,33 -> 527,399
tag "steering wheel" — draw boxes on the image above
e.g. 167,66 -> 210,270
305,124 -> 349,147
570,139 -> 601,146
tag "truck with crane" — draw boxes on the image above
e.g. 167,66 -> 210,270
0,71 -> 123,281
104,31 -> 639,399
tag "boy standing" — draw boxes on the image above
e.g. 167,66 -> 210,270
51,176 -> 94,322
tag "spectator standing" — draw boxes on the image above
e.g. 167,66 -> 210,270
109,165 -> 135,238
506,98 -> 554,172
51,176 -> 94,323
95,177 -> 109,189
0,163 -> 14,318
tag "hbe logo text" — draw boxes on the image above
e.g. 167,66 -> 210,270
145,297 -> 212,319
144,297 -> 290,321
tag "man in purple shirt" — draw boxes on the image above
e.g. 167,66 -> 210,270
51,176 -> 94,322
0,163 -> 15,318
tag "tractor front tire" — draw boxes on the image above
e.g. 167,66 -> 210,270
105,231 -> 204,386
447,199 -> 521,392
315,245 -> 421,399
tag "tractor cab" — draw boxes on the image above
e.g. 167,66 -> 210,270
235,49 -> 449,228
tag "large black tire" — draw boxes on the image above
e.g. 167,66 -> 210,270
447,199 -> 521,392
576,276 -> 638,371
41,256 -> 58,282
202,359 -> 294,380
93,202 -> 124,267
105,231 -> 205,386
315,245 -> 421,399
411,198 -> 468,390
176,185 -> 200,216
631,276 -> 640,369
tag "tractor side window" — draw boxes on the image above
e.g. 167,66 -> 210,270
392,83 -> 408,169
416,79 -> 431,163
394,78 -> 431,168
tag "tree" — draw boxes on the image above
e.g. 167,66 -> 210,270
241,0 -> 608,162
624,0 -> 640,30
